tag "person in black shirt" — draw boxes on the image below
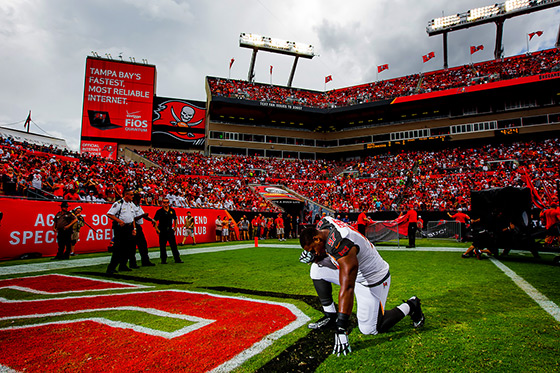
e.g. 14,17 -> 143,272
153,198 -> 183,264
52,201 -> 77,260
2,167 -> 18,196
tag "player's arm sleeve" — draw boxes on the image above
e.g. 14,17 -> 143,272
329,238 -> 360,261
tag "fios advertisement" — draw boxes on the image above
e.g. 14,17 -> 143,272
81,57 -> 156,141
152,97 -> 206,147
80,140 -> 118,160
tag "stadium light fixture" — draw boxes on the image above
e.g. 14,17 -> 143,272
239,33 -> 316,87
239,33 -> 315,58
505,0 -> 530,12
431,14 -> 461,30
467,5 -> 500,21
428,0 -> 559,34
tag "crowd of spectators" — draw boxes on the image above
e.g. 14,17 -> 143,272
0,137 -> 282,212
4,133 -> 556,214
208,48 -> 559,109
286,138 -> 559,212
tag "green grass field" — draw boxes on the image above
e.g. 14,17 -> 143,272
1,239 -> 559,372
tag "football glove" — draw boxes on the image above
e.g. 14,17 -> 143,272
299,250 -> 315,264
333,327 -> 351,356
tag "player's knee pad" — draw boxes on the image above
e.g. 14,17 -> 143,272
358,322 -> 378,335
377,308 -> 405,333
312,279 -> 333,306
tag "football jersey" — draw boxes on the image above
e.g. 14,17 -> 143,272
317,217 -> 389,286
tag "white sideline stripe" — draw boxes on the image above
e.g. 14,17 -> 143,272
0,245 -> 256,276
0,244 -> 476,276
490,258 -> 560,323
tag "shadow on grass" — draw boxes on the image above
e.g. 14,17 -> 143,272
73,271 -> 193,285
494,253 -> 560,266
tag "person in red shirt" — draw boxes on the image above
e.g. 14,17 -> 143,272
448,208 -> 471,242
63,188 -> 81,201
401,204 -> 418,248
356,211 -> 371,236
275,213 -> 285,241
540,201 -> 560,246
251,215 -> 260,239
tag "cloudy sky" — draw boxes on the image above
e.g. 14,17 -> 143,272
1,0 -> 558,150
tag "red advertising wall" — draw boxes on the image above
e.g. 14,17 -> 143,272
81,57 -> 156,141
80,140 -> 118,160
0,199 -> 233,261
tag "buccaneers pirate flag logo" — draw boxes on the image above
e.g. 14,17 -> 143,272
152,100 -> 205,145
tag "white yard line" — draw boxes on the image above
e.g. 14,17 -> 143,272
490,258 -> 560,323
0,244 -> 256,276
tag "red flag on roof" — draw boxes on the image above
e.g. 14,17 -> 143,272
229,58 -> 235,69
325,75 -> 332,83
528,31 -> 543,40
377,64 -> 389,73
470,45 -> 484,54
270,65 -> 273,75
24,110 -> 31,131
422,51 -> 435,63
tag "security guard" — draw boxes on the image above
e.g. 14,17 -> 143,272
52,201 -> 77,260
153,197 -> 183,264
106,188 -> 137,274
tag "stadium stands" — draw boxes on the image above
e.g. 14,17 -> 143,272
2,132 -> 558,214
208,48 -> 560,108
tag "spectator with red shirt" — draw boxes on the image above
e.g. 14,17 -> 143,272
275,213 -> 285,241
356,211 -> 371,236
64,188 -> 81,201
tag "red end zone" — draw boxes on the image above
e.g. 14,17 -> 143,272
0,275 -> 309,372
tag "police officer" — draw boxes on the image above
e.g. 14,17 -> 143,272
52,201 -> 77,260
132,192 -> 156,267
153,198 -> 183,264
106,188 -> 137,274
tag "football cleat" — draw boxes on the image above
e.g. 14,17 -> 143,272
406,296 -> 425,328
308,314 -> 336,330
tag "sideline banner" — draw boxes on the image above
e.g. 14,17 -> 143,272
0,199 -> 230,260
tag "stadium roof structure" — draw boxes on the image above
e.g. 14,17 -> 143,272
239,33 -> 315,88
426,0 -> 560,68
0,125 -> 69,150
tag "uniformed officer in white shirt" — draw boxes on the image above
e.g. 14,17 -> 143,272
106,188 -> 137,274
